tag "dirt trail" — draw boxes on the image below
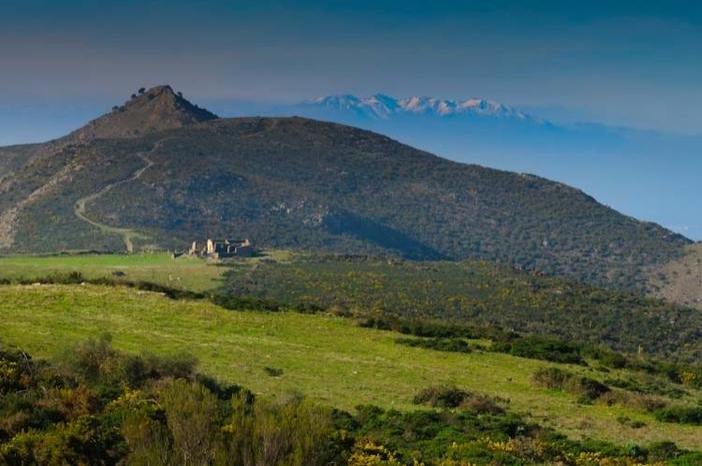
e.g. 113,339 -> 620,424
74,140 -> 164,252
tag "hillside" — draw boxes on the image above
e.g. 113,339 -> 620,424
221,253 -> 702,362
0,86 -> 690,289
292,93 -> 702,242
650,243 -> 702,308
2,283 -> 702,456
0,144 -> 37,181
64,85 -> 218,142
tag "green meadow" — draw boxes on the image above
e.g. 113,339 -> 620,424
0,252 -> 225,292
1,283 -> 701,451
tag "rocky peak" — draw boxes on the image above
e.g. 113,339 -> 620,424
66,85 -> 218,142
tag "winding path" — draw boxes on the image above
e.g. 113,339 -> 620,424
74,140 -> 164,252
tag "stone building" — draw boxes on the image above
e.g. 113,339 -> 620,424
189,238 -> 254,258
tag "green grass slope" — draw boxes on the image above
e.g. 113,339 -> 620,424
0,252 -> 226,292
221,254 -> 702,363
1,283 -> 702,450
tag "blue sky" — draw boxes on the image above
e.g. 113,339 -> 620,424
2,0 -> 702,144
2,0 -> 701,239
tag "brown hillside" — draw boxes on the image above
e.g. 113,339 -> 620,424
66,85 -> 218,142
649,243 -> 702,308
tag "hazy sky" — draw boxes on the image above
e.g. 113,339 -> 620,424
2,1 -> 701,239
2,0 -> 702,144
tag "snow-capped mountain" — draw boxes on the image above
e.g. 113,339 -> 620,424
304,93 -> 538,121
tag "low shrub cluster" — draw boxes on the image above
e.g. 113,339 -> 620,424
653,405 -> 702,425
493,336 -> 584,364
396,337 -> 471,354
532,367 -> 610,402
412,385 -> 505,414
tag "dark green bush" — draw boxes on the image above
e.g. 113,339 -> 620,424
211,294 -> 282,312
654,406 -> 702,425
412,385 -> 505,414
532,367 -> 610,402
493,337 -> 584,364
396,337 -> 471,353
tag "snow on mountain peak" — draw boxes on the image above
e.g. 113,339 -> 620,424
304,93 -> 535,121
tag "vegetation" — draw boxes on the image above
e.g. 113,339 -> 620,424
0,253 -> 226,292
1,339 -> 701,465
531,367 -> 611,402
221,254 -> 702,362
649,242 -> 702,309
0,90 -> 689,289
2,283 -> 702,452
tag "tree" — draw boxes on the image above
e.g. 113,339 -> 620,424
138,87 -> 146,94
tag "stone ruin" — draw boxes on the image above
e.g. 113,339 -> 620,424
188,238 -> 255,258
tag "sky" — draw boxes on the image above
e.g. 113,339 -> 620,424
1,0 -> 702,144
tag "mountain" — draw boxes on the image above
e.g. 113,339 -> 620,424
0,86 -> 690,290
281,93 -> 702,242
65,85 -> 218,142
303,94 -> 538,121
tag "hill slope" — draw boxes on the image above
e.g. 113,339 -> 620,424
650,243 -> 702,307
2,283 -> 702,451
220,253 -> 702,362
291,93 -> 702,242
0,87 -> 690,289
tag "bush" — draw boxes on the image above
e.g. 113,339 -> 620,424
413,385 -> 468,408
600,391 -> 667,413
263,366 -> 284,377
532,367 -> 609,402
654,406 -> 702,425
211,294 -> 282,312
493,337 -> 584,364
412,385 -> 505,414
396,337 -> 471,353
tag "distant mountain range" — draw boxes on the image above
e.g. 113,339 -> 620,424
0,86 -> 690,292
303,94 -> 539,122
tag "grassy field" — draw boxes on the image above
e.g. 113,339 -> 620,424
221,253 -> 702,363
0,252 -> 226,292
1,283 -> 701,450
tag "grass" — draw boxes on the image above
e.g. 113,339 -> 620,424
1,283 -> 701,450
0,252 -> 225,292
221,254 -> 702,362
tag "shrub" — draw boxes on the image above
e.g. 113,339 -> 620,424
493,337 -> 584,364
211,294 -> 282,312
599,390 -> 667,413
654,406 -> 702,425
412,385 -> 505,414
263,367 -> 284,377
413,385 -> 468,408
396,337 -> 471,353
647,440 -> 680,462
532,368 -> 609,402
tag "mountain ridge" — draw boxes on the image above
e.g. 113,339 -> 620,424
0,86 -> 691,290
304,93 -> 539,121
